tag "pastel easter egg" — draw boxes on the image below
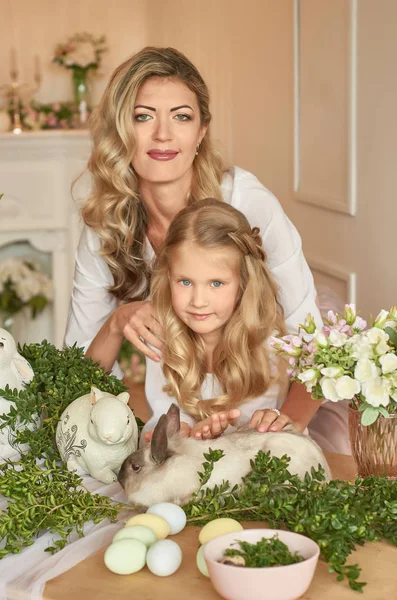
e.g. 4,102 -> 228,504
196,545 -> 209,577
125,514 -> 171,539
104,538 -> 147,575
198,518 -> 243,545
146,539 -> 182,577
113,524 -> 157,547
147,502 -> 187,535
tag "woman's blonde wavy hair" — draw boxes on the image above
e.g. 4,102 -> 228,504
151,198 -> 287,420
80,47 -> 225,301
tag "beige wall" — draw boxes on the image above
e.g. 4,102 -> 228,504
1,0 -> 148,105
2,0 -> 396,317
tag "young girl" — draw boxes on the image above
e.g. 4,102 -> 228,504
142,198 -> 294,442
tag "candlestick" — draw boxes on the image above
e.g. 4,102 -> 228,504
34,55 -> 41,87
10,47 -> 18,81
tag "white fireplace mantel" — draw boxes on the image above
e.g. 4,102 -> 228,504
0,130 -> 92,347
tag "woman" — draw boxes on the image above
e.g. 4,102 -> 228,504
65,46 -> 346,449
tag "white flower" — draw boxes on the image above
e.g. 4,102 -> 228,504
362,377 -> 391,407
366,327 -> 389,345
66,42 -> 96,68
315,332 -> 328,348
349,335 -> 373,360
328,330 -> 348,347
379,353 -> 397,374
298,368 -> 320,384
320,366 -> 344,378
320,377 -> 340,402
15,275 -> 41,302
354,358 -> 380,382
373,309 -> 390,328
375,339 -> 390,356
335,376 -> 360,400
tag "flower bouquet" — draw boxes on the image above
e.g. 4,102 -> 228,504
0,257 -> 53,332
53,33 -> 107,123
272,305 -> 397,477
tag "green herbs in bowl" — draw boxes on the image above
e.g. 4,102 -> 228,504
221,535 -> 304,568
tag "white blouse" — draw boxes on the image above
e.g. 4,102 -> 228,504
64,166 -> 322,428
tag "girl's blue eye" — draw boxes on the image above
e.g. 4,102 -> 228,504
212,281 -> 223,288
181,280 -> 191,287
135,114 -> 151,122
174,114 -> 191,121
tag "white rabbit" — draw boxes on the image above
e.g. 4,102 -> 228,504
0,328 -> 35,460
56,387 -> 139,484
118,404 -> 332,507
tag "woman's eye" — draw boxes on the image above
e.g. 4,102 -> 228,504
174,113 -> 191,121
135,113 -> 152,122
180,280 -> 191,287
211,281 -> 223,288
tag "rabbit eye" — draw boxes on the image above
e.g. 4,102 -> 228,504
131,464 -> 141,473
90,418 -> 94,425
0,342 -> 4,347
127,416 -> 130,424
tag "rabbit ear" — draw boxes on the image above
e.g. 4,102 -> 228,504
90,387 -> 103,405
117,392 -> 130,405
166,404 -> 180,436
151,414 -> 170,464
12,353 -> 34,386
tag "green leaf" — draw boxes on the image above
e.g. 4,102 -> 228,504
361,406 -> 379,426
385,327 -> 397,349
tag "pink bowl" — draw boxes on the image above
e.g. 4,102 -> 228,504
203,529 -> 319,600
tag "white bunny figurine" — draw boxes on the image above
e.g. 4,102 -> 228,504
0,328 -> 34,460
118,404 -> 332,507
56,387 -> 139,484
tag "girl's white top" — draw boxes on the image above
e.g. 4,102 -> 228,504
64,166 -> 322,431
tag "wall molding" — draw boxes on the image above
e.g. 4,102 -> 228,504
293,0 -> 357,216
307,256 -> 357,305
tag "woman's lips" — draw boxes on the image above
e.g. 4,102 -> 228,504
188,313 -> 213,320
147,150 -> 179,161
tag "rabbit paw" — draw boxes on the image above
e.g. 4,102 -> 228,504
90,468 -> 118,484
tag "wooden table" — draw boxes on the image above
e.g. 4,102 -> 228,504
43,453 -> 397,600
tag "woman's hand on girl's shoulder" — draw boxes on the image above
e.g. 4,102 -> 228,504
112,300 -> 164,362
249,409 -> 298,433
190,409 -> 241,440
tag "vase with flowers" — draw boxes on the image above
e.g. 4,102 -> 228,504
272,305 -> 397,478
53,33 -> 107,125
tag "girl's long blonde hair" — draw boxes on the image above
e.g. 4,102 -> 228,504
80,47 -> 224,301
151,198 -> 287,420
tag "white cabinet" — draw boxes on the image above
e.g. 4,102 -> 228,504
0,131 -> 91,347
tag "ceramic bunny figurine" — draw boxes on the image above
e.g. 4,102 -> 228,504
0,328 -> 34,460
118,404 -> 332,507
56,387 -> 139,484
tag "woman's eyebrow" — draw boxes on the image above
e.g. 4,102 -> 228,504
170,105 -> 194,112
134,104 -> 194,112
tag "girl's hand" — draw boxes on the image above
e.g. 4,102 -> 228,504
249,409 -> 298,433
190,409 -> 241,440
113,300 -> 164,362
143,421 -> 192,443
